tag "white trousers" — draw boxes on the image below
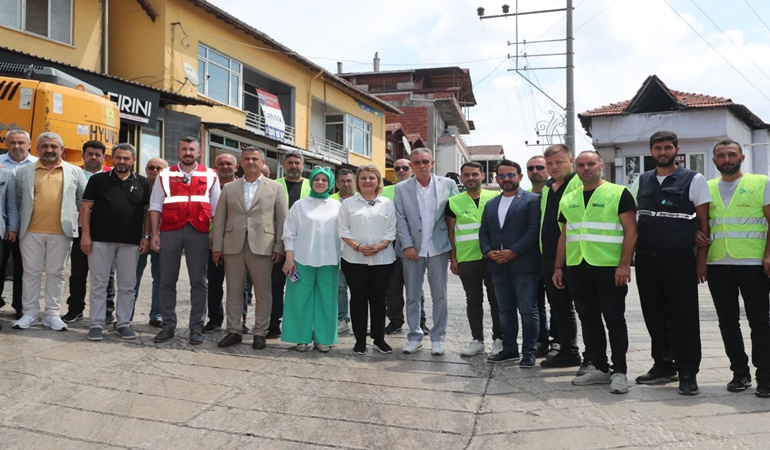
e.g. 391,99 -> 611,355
20,232 -> 72,317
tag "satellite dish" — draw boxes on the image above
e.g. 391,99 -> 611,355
401,136 -> 411,155
183,63 -> 200,87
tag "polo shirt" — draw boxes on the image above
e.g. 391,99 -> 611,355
29,160 -> 64,235
83,170 -> 151,245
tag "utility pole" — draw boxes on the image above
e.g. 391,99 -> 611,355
478,1 -> 575,150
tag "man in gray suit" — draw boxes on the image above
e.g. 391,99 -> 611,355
212,147 -> 288,350
0,163 -> 19,330
394,148 -> 459,355
13,132 -> 87,331
479,160 -> 541,368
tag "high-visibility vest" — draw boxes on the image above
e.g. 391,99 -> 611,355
448,189 -> 497,262
539,174 -> 582,252
707,173 -> 768,261
560,182 -> 626,267
276,177 -> 310,204
159,164 -> 217,233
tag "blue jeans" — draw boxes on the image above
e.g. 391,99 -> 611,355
491,270 -> 540,356
133,250 -> 160,321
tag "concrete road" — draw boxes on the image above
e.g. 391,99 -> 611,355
1,258 -> 768,449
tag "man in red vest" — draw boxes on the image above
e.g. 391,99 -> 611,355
149,137 -> 220,345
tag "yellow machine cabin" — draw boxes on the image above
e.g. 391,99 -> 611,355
0,63 -> 119,163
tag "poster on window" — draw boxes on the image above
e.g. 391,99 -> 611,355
256,89 -> 285,141
625,156 -> 641,185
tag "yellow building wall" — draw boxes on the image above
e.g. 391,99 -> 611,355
0,0 -> 103,71
107,0 -> 387,173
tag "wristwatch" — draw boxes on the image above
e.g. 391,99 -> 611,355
143,234 -> 153,240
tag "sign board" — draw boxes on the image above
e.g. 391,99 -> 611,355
256,89 -> 285,142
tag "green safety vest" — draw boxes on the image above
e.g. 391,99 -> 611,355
276,177 -> 310,202
331,192 -> 355,202
448,189 -> 498,262
382,184 -> 395,201
560,182 -> 626,267
707,174 -> 767,261
539,174 -> 582,252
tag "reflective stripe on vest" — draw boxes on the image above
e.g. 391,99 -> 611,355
159,165 -> 216,232
540,175 -> 582,252
560,182 -> 626,267
448,189 -> 497,262
707,174 -> 767,261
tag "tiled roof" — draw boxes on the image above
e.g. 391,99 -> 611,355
581,91 -> 732,117
386,123 -> 402,133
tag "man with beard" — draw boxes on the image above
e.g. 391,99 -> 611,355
479,160 -> 540,367
149,137 -> 220,345
554,151 -> 636,394
447,161 -> 501,357
331,168 -> 356,334
79,143 -> 151,341
383,159 -> 429,335
267,150 -> 309,339
0,129 -> 37,319
13,132 -> 87,331
62,140 -> 116,324
634,131 -> 710,396
705,140 -> 770,398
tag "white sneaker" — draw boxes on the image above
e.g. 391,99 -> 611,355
461,340 -> 485,357
572,367 -> 611,386
337,319 -> 350,334
490,338 -> 504,356
42,315 -> 68,331
431,342 -> 445,356
402,341 -> 423,354
13,314 -> 38,330
609,373 -> 629,394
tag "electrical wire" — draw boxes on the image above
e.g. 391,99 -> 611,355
742,0 -> 770,33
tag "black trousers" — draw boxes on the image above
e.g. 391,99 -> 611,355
342,260 -> 395,344
0,239 -> 22,312
67,234 -> 116,314
457,259 -> 501,342
707,264 -> 770,383
542,258 -> 579,354
385,257 -> 426,327
269,260 -> 285,332
635,252 -> 701,375
536,276 -> 551,344
207,251 -> 225,325
565,263 -> 628,374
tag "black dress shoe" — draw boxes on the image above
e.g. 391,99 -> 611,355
635,367 -> 679,385
678,374 -> 699,395
384,321 -> 403,334
218,332 -> 242,347
265,328 -> 281,339
148,319 -> 164,328
252,335 -> 266,350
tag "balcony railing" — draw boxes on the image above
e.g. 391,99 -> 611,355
309,134 -> 349,164
245,110 -> 296,145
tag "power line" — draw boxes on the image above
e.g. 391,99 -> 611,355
662,0 -> 770,103
743,0 -> 770,33
689,0 -> 770,83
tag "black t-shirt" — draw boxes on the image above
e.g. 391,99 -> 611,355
285,179 -> 303,208
558,187 -> 636,224
444,196 -> 481,218
83,171 -> 151,244
541,172 -> 577,258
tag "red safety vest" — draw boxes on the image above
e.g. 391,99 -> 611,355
159,164 -> 216,232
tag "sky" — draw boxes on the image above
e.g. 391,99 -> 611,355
208,0 -> 770,185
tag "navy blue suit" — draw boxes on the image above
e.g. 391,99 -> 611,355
479,189 -> 541,356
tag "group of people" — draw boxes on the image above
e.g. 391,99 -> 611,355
1,129 -> 767,400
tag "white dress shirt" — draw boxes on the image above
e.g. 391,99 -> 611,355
283,196 -> 341,267
416,175 -> 438,257
243,175 -> 262,208
338,194 -> 397,265
0,153 -> 37,174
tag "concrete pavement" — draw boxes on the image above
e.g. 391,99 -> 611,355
1,259 -> 769,449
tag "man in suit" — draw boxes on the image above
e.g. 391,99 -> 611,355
394,148 -> 459,356
0,129 -> 37,319
0,162 -> 19,330
212,147 -> 288,350
479,160 -> 541,367
13,132 -> 87,331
